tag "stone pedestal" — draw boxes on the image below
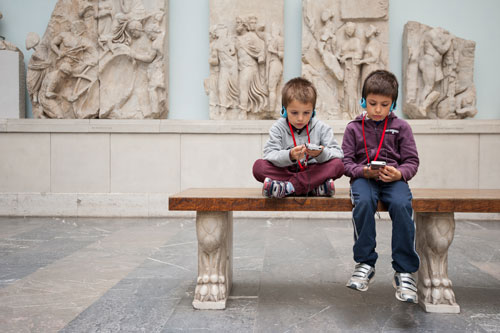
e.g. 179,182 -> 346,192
416,212 -> 460,313
193,211 -> 233,309
0,50 -> 25,118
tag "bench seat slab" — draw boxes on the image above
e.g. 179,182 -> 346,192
416,212 -> 460,313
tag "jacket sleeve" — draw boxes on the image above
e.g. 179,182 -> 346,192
263,124 -> 294,167
315,123 -> 344,163
341,124 -> 365,179
397,122 -> 419,181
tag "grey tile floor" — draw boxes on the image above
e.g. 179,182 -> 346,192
0,216 -> 499,332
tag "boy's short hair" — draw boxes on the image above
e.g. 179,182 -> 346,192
282,77 -> 317,109
362,70 -> 399,104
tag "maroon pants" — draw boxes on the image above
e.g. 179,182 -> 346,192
252,159 -> 345,195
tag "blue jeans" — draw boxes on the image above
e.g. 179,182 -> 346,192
350,178 -> 420,273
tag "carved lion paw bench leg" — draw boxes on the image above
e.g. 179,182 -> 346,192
193,211 -> 233,310
416,212 -> 460,313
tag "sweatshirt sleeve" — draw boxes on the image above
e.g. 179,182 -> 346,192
315,122 -> 344,163
397,122 -> 419,182
341,124 -> 366,179
263,124 -> 294,167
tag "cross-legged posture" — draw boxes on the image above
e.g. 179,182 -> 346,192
342,70 -> 420,303
253,77 -> 344,198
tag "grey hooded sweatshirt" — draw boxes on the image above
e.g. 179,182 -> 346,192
263,117 -> 344,168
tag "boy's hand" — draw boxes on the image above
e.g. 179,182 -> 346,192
290,145 -> 306,161
378,165 -> 402,182
306,145 -> 324,158
363,166 -> 380,179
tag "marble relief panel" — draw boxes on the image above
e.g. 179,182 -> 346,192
207,0 -> 284,120
26,0 -> 168,119
403,21 -> 477,119
302,0 -> 389,120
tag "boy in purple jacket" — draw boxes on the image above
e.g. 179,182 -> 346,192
342,70 -> 420,303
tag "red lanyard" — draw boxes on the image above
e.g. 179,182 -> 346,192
288,121 -> 310,170
362,114 -> 387,163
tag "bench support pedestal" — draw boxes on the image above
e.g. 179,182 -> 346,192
192,211 -> 233,310
416,212 -> 460,313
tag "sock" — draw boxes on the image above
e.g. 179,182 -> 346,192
285,182 -> 295,195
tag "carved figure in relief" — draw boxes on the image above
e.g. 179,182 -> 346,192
265,23 -> 284,112
26,32 -> 51,118
318,9 -> 336,54
455,85 -> 477,118
210,24 -> 239,110
206,26 -> 220,109
50,21 -> 98,72
302,4 -> 341,118
96,0 -> 114,52
130,18 -> 167,118
194,213 -> 228,303
52,21 -> 99,115
339,22 -> 363,119
417,27 -> 452,117
357,24 -> 385,87
38,63 -> 74,118
417,213 -> 458,307
316,10 -> 343,83
235,15 -> 267,114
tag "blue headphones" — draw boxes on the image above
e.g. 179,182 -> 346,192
281,106 -> 316,118
359,98 -> 395,112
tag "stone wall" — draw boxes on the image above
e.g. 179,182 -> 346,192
0,119 -> 499,217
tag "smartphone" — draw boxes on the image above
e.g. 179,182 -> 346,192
369,161 -> 386,170
305,143 -> 323,151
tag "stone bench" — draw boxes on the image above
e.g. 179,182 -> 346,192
168,188 -> 500,313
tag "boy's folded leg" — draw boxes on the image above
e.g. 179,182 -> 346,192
346,263 -> 375,292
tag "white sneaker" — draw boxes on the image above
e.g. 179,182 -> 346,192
346,263 -> 375,292
393,272 -> 418,303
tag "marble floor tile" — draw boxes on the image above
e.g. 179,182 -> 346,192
0,217 -> 498,332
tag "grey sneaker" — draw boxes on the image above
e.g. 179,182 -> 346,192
346,263 -> 375,292
393,272 -> 418,303
262,177 -> 287,198
312,178 -> 335,197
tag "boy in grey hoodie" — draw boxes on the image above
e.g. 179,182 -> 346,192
252,77 -> 344,198
342,70 -> 420,304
